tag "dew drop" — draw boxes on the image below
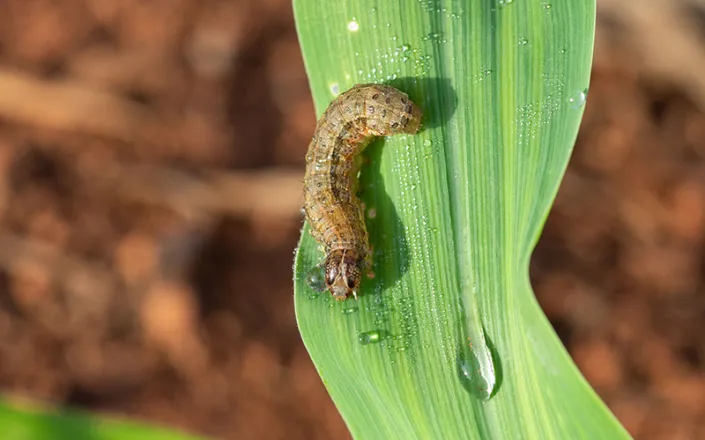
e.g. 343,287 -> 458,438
341,307 -> 358,315
347,20 -> 359,32
518,36 -> 528,46
358,331 -> 382,345
306,264 -> 327,292
457,334 -> 497,401
329,83 -> 340,96
568,88 -> 588,109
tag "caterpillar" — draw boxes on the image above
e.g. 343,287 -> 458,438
303,83 -> 422,300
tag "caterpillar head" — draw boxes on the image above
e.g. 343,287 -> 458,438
324,248 -> 364,300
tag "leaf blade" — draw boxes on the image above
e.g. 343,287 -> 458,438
0,401 -> 207,440
294,1 -> 630,439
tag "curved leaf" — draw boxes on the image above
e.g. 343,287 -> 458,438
293,1 -> 630,439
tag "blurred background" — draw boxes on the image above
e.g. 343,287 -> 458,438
0,0 -> 703,439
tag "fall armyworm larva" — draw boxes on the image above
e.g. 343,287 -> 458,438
303,83 -> 422,300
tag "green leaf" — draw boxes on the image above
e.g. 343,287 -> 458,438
293,0 -> 630,439
0,400 -> 208,440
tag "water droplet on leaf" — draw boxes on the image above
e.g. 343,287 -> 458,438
358,331 -> 382,345
457,335 -> 497,401
306,264 -> 327,292
568,88 -> 588,109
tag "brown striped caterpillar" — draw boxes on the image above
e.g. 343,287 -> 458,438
303,84 -> 422,300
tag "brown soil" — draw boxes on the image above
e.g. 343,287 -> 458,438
0,1 -> 703,439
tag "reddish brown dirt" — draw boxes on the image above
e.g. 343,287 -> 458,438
0,1 -> 702,439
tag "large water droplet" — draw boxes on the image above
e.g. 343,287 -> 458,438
454,280 -> 498,401
306,264 -> 327,292
358,330 -> 382,345
568,88 -> 588,109
457,334 -> 497,401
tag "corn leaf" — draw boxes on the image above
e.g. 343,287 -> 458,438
0,400 -> 207,440
293,0 -> 630,439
